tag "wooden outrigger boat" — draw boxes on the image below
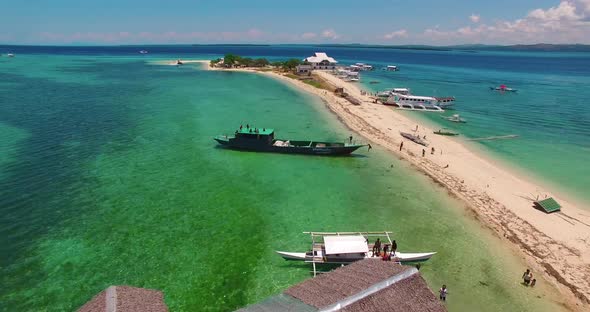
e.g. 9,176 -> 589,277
433,128 -> 459,136
276,231 -> 436,276
400,132 -> 429,147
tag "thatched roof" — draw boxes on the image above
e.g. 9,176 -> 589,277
78,286 -> 168,312
284,259 -> 445,312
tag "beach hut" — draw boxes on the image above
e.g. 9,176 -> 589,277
534,197 -> 562,213
237,259 -> 446,311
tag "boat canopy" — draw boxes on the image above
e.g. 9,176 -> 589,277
323,235 -> 369,255
237,128 -> 274,135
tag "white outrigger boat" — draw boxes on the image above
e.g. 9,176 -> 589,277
276,231 -> 436,276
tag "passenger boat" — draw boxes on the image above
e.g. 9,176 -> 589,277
490,85 -> 517,92
434,129 -> 459,136
400,132 -> 429,146
385,65 -> 399,71
377,87 -> 411,98
385,94 -> 454,111
442,114 -> 467,123
276,231 -> 436,276
214,127 -> 365,156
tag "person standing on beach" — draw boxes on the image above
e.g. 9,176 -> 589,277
391,240 -> 397,256
373,238 -> 381,257
399,141 -> 404,151
431,147 -> 435,155
439,285 -> 448,301
422,149 -> 425,157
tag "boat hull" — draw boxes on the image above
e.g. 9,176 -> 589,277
214,138 -> 363,156
276,251 -> 436,263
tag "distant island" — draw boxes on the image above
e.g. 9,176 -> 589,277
308,43 -> 590,52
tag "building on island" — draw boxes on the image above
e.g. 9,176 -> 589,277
304,52 -> 338,70
237,259 -> 446,312
296,64 -> 313,75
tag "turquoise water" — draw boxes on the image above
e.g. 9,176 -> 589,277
356,54 -> 590,205
0,54 -> 567,311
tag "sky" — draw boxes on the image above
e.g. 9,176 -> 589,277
1,0 -> 590,45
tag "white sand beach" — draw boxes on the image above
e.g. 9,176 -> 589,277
193,60 -> 590,309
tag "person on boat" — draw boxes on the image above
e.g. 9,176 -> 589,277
439,285 -> 448,301
373,238 -> 381,257
239,125 -> 243,130
349,135 -> 353,143
246,124 -> 250,129
391,240 -> 397,256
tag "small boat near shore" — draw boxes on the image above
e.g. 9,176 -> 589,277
385,65 -> 399,71
276,231 -> 436,276
400,132 -> 429,146
490,85 -> 517,92
442,114 -> 467,123
434,128 -> 459,136
215,127 -> 365,156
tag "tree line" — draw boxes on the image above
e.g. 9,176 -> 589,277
211,54 -> 304,70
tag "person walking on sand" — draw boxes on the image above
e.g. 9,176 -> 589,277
422,149 -> 425,157
391,240 -> 397,256
431,147 -> 435,155
439,285 -> 448,301
399,141 -> 404,151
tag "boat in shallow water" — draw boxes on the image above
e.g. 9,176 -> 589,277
490,85 -> 517,92
400,132 -> 429,146
215,127 -> 365,156
276,231 -> 436,276
434,128 -> 459,136
442,114 -> 467,123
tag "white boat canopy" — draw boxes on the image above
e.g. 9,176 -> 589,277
323,235 -> 369,255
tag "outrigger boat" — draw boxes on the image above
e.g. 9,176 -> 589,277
215,127 -> 365,156
400,132 -> 429,147
433,128 -> 459,136
490,84 -> 517,92
276,231 -> 436,276
442,114 -> 467,123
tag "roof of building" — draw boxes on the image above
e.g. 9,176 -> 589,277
535,197 -> 561,213
78,286 -> 168,312
304,52 -> 338,64
323,235 -> 369,255
238,127 -> 274,135
237,259 -> 446,312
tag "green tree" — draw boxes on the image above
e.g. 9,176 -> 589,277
283,58 -> 301,70
223,53 -> 238,67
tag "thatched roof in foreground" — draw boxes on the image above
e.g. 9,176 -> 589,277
78,285 -> 168,312
239,259 -> 446,312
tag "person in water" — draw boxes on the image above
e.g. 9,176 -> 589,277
530,279 -> 536,287
523,270 -> 532,286
439,285 -> 448,301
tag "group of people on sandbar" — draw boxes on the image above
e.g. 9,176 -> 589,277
370,238 -> 397,261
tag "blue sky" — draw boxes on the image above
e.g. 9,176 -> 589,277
1,0 -> 589,45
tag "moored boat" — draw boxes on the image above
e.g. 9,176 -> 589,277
433,128 -> 459,136
490,84 -> 517,92
276,231 -> 436,276
400,132 -> 429,146
442,114 -> 467,123
214,127 -> 365,156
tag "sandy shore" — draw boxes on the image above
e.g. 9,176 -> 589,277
183,60 -> 590,309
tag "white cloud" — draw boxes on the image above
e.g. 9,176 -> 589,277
421,1 -> 590,44
383,29 -> 408,39
321,29 -> 340,40
301,32 -> 317,40
469,14 -> 481,23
